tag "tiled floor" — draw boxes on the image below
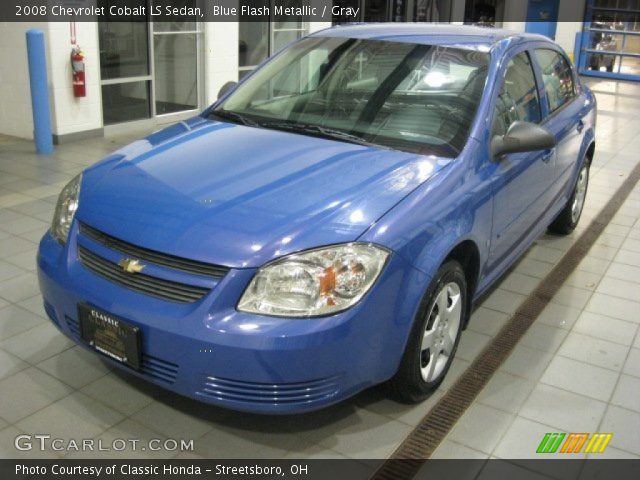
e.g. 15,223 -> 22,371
0,78 -> 639,462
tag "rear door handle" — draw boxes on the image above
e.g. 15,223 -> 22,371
577,120 -> 585,133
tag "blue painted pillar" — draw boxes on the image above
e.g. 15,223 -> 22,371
26,29 -> 54,154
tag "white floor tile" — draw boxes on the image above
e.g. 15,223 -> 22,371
0,368 -> 72,422
494,416 -> 561,459
519,384 -> 607,432
611,375 -> 640,413
1,322 -> 74,364
0,304 -> 45,340
448,404 -> 515,454
16,392 -> 124,441
623,348 -> 640,378
573,311 -> 638,346
558,332 -> 629,371
585,293 -> 640,324
501,345 -> 554,381
540,356 -> 619,402
536,303 -> 582,330
37,346 -> 110,389
477,371 -> 535,414
520,323 -> 568,353
600,405 -> 640,455
81,372 -> 159,416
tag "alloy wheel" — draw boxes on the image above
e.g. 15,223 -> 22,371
420,282 -> 462,383
571,165 -> 589,223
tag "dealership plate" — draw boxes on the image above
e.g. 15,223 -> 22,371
78,304 -> 141,369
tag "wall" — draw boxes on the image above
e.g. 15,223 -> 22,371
46,21 -> 102,138
0,21 -> 102,140
0,22 -> 41,139
204,22 -> 239,106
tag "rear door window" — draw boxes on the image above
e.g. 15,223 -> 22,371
534,49 -> 576,114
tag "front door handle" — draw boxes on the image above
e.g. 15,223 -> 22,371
577,120 -> 585,133
541,149 -> 554,163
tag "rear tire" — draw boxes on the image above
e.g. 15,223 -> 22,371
389,260 -> 467,403
548,160 -> 590,235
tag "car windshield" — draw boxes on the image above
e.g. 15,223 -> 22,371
213,37 -> 490,157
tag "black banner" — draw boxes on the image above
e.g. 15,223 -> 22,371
2,460 -> 640,480
2,0 -> 604,23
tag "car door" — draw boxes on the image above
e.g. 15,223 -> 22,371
488,49 -> 555,271
533,48 -> 584,202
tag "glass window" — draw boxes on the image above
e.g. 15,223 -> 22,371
239,22 -> 269,70
239,2 -> 309,78
98,21 -> 149,79
153,34 -> 198,115
101,81 -> 151,125
493,52 -> 541,137
153,0 -> 197,32
534,49 -> 576,113
216,37 -> 490,157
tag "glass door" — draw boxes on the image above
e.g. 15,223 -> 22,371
579,0 -> 640,81
99,10 -> 152,125
152,17 -> 201,116
98,0 -> 202,127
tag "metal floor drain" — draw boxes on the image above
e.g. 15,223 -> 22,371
372,161 -> 640,480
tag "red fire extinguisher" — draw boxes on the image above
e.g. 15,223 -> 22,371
71,46 -> 86,97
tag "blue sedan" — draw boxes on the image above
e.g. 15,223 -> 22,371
38,24 -> 595,413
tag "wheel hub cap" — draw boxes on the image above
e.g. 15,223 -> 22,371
571,166 -> 588,223
420,282 -> 462,383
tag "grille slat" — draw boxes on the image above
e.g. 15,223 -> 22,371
79,223 -> 229,278
198,375 -> 340,405
78,246 -> 209,303
141,355 -> 179,384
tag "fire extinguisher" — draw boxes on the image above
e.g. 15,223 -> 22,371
71,46 -> 86,98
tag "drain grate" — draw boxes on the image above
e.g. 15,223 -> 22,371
372,161 -> 640,480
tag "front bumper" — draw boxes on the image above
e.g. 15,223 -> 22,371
37,226 -> 426,414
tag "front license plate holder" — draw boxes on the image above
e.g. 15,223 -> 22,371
78,304 -> 141,370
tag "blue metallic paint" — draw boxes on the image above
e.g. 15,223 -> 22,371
38,25 -> 596,413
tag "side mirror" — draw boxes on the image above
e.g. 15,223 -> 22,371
491,121 -> 556,158
217,81 -> 238,100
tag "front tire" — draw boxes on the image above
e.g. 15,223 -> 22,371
390,260 -> 467,403
548,160 -> 590,235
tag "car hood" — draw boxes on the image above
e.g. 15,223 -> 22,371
78,116 -> 450,268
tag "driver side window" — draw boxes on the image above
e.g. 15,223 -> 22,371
493,52 -> 542,137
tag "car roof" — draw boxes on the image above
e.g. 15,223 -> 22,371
311,23 -> 551,48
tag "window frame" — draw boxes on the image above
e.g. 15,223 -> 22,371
490,49 -> 544,139
532,47 -> 579,119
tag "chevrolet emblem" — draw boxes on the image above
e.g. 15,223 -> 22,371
118,258 -> 145,274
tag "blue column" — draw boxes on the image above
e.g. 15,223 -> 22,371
26,29 -> 54,155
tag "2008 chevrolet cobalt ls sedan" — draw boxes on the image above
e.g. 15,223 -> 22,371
38,24 -> 595,413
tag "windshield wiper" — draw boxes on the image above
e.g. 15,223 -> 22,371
209,109 -> 260,127
258,121 -> 381,148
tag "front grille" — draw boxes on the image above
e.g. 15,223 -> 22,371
78,246 -> 209,303
79,223 -> 229,278
198,375 -> 340,405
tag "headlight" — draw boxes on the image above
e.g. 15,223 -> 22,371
238,243 -> 389,317
51,174 -> 81,244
